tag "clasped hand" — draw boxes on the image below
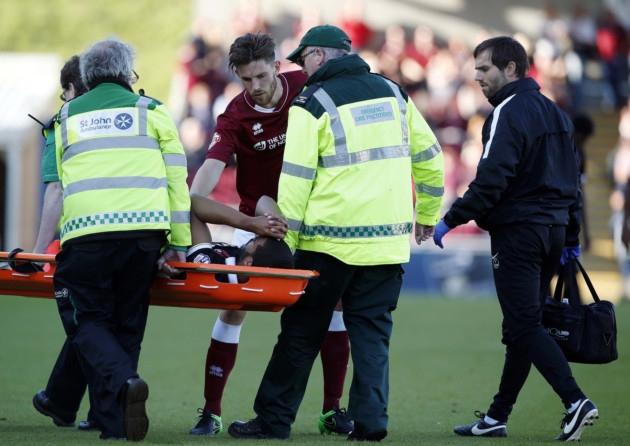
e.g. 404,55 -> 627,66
250,213 -> 288,240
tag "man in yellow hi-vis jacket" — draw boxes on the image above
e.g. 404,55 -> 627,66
52,38 -> 191,441
229,25 -> 444,441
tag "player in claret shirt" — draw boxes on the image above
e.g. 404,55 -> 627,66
188,32 -> 352,437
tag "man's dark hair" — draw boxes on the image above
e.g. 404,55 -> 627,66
474,36 -> 530,78
238,237 -> 294,269
228,33 -> 277,71
60,55 -> 88,96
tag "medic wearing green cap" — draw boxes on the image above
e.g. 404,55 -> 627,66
228,25 -> 444,441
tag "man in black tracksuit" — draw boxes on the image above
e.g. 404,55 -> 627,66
433,36 -> 598,442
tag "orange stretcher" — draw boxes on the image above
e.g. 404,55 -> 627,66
0,251 -> 317,312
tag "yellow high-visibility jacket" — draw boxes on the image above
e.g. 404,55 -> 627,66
55,82 -> 191,249
279,54 -> 444,265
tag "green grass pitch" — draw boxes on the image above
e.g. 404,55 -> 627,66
1,294 -> 628,445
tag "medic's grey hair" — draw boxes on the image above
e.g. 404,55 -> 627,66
80,37 -> 136,89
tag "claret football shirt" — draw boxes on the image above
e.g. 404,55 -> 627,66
206,70 -> 307,216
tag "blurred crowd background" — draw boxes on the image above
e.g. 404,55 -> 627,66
1,0 -> 630,297
169,0 -> 629,239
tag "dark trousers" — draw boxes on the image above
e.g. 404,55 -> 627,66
53,235 -> 163,437
253,250 -> 402,438
45,337 -> 93,419
486,224 -> 585,422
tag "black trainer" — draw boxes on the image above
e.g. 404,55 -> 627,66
555,398 -> 598,441
454,410 -> 507,437
119,377 -> 149,441
318,405 -> 354,435
227,418 -> 284,439
347,429 -> 387,442
77,419 -> 99,431
190,408 -> 223,435
32,390 -> 76,427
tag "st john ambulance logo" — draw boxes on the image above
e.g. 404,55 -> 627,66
114,113 -> 133,130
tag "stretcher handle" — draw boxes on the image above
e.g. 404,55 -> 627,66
0,252 -> 319,280
166,261 -> 319,280
0,252 -> 57,263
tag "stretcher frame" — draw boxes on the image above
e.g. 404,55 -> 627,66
0,251 -> 317,312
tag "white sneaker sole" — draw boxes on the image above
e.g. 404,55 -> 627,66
565,408 -> 598,441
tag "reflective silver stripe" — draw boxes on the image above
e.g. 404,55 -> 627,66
60,102 -> 70,149
411,141 -> 442,163
60,210 -> 170,239
170,210 -> 191,223
287,218 -> 303,232
281,161 -> 316,180
301,222 -> 413,238
312,80 -> 411,168
415,183 -> 444,198
313,88 -> 348,154
320,145 -> 410,168
483,94 -> 515,159
163,153 -> 187,167
135,96 -> 152,136
63,176 -> 167,198
383,78 -> 409,145
62,136 -> 160,162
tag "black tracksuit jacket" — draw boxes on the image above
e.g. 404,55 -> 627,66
444,77 -> 582,245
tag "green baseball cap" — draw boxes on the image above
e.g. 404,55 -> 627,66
287,25 -> 352,63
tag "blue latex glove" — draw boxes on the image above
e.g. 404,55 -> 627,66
560,245 -> 581,265
433,220 -> 452,249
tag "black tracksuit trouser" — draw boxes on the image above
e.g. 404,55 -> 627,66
486,224 -> 585,422
44,337 -> 93,420
53,234 -> 163,438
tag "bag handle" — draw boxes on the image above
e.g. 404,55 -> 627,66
574,258 -> 600,303
553,258 -> 600,304
553,258 -> 578,303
